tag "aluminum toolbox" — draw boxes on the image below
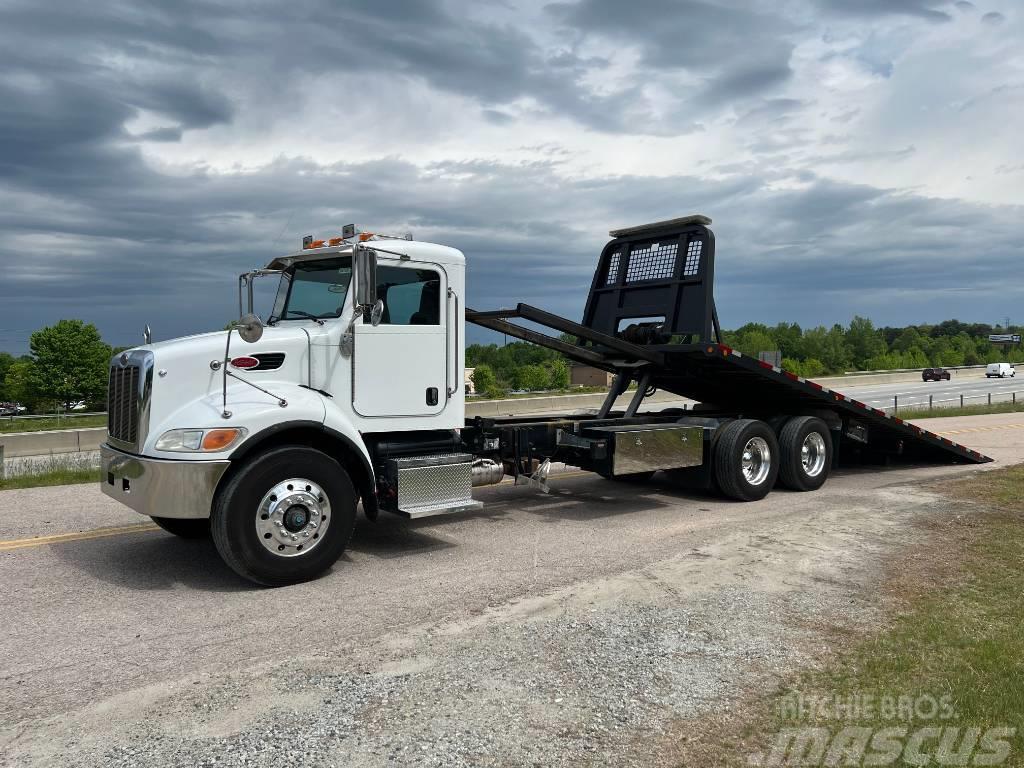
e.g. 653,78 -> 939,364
591,424 -> 705,476
384,453 -> 484,519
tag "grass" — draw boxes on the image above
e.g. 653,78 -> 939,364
669,464 -> 1024,767
756,467 -> 1024,767
0,453 -> 101,490
897,400 -> 1024,420
0,414 -> 107,433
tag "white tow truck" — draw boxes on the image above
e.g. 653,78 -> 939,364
101,218 -> 988,585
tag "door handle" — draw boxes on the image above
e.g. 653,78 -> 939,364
426,387 -> 439,406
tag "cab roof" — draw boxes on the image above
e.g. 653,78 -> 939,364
266,239 -> 465,271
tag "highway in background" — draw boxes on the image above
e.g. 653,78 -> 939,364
834,371 -> 1020,411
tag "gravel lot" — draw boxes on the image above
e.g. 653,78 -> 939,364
2,413 -> 1020,767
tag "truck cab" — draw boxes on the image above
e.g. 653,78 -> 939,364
102,232 -> 478,585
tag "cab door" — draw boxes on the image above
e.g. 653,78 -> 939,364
352,260 -> 448,417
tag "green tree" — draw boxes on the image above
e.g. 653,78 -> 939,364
0,352 -> 14,401
892,327 -> 923,353
845,316 -> 886,369
518,364 -> 551,392
28,320 -> 111,409
471,363 -> 497,394
546,358 -> 570,389
772,322 -> 803,360
4,359 -> 43,411
734,330 -> 777,358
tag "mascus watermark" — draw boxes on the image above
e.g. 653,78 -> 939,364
747,693 -> 1016,767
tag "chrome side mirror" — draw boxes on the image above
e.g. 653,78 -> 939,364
354,244 -> 377,308
237,313 -> 264,344
370,299 -> 384,327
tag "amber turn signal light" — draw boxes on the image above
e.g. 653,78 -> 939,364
201,428 -> 243,451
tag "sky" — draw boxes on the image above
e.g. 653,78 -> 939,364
1,0 -> 1022,353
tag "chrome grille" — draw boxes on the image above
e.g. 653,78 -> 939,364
107,365 -> 140,444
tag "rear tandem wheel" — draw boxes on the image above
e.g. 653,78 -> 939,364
712,419 -> 779,502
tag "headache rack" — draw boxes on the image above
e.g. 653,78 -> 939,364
467,215 -> 990,467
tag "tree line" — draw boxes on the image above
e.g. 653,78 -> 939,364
722,317 -> 1022,379
470,316 -> 1022,396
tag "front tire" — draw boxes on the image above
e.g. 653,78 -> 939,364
777,416 -> 831,492
151,516 -> 210,539
211,446 -> 358,586
713,419 -> 779,501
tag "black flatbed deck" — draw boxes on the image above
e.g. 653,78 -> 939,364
468,305 -> 990,466
466,214 -> 990,468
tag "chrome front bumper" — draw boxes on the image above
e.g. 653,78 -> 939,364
100,444 -> 230,520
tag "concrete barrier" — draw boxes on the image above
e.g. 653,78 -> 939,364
0,427 -> 107,459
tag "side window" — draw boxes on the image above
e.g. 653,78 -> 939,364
374,266 -> 441,325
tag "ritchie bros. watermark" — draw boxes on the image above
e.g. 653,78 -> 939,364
747,692 -> 1016,767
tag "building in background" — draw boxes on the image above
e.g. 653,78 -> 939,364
570,364 -> 613,388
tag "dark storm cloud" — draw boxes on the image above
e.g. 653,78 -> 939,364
2,149 -> 1022,351
0,0 -> 698,147
0,0 -> 1021,351
810,0 -> 953,23
545,0 -> 796,103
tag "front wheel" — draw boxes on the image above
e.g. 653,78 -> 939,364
713,419 -> 779,501
151,517 -> 210,538
777,416 -> 832,492
211,446 -> 358,586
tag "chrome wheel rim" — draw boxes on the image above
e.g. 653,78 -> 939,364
255,478 -> 331,557
801,432 -> 827,478
741,437 -> 771,486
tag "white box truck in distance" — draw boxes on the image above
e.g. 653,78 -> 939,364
100,216 -> 989,586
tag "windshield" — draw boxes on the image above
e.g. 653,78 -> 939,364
269,257 -> 353,322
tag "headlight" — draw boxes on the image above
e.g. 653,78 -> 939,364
156,427 -> 247,453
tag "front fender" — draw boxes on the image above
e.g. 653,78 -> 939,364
226,416 -> 378,520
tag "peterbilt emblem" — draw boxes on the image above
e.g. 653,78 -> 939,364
119,353 -> 129,366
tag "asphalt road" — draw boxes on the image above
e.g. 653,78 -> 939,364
1,412 -> 1022,766
838,371 -> 1022,411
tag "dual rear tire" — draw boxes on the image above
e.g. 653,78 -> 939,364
713,416 -> 831,501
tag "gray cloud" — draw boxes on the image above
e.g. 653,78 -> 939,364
0,0 -> 1021,351
546,0 -> 797,106
811,0 -> 952,22
981,11 -> 1006,25
2,150 -> 1022,351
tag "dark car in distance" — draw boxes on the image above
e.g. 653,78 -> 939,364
922,367 -> 951,382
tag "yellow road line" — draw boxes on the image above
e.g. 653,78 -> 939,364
0,470 -> 628,552
552,470 -> 591,480
0,522 -> 159,552
936,423 -> 1024,436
